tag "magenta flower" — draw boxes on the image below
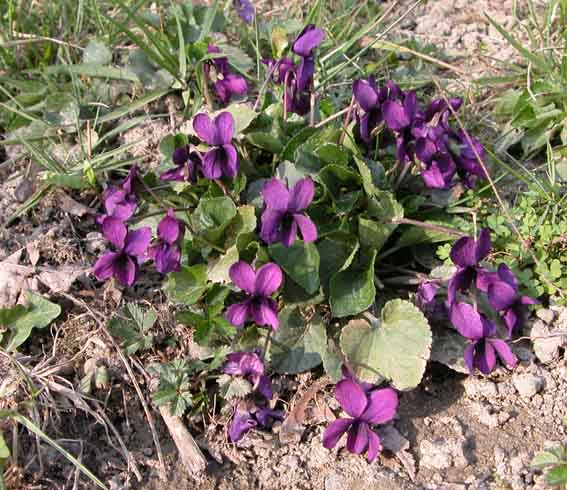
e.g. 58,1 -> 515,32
416,281 -> 439,313
353,79 -> 417,144
260,178 -> 317,247
450,302 -> 518,375
92,217 -> 152,286
485,264 -> 538,336
420,153 -> 457,189
229,406 -> 284,442
193,112 -> 239,179
225,261 -> 282,330
147,209 -> 183,274
223,351 -> 273,400
161,145 -> 202,183
96,166 -> 139,225
322,378 -> 398,463
450,130 -> 487,189
206,44 -> 248,104
292,25 -> 324,91
447,228 -> 492,304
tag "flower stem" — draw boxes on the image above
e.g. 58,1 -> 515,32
253,60 -> 280,112
314,106 -> 350,129
338,95 -> 356,145
391,217 -> 467,238
260,329 -> 272,363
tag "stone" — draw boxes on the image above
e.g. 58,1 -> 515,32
420,438 -> 469,470
535,308 -> 555,324
463,378 -> 498,399
512,373 -> 544,398
531,320 -> 566,364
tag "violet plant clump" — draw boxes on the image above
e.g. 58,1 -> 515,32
85,15 -> 542,465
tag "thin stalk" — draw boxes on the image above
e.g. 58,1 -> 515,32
314,106 -> 350,128
253,60 -> 280,112
338,95 -> 356,145
391,217 -> 467,238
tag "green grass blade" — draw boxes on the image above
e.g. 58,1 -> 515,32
97,89 -> 170,124
197,0 -> 219,43
485,14 -> 553,73
19,139 -> 65,174
36,63 -> 140,81
6,184 -> 52,225
174,10 -> 187,82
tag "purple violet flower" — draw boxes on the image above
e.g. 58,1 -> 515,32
225,261 -> 283,330
92,217 -> 152,286
322,378 -> 398,463
229,405 -> 284,442
450,302 -> 518,374
420,152 -> 457,189
206,44 -> 248,104
449,130 -> 487,189
447,228 -> 492,305
292,25 -> 325,92
147,209 -> 183,274
260,177 -> 317,247
234,0 -> 255,23
161,145 -> 202,183
96,166 -> 139,225
193,112 -> 239,179
486,264 -> 538,336
416,281 -> 439,314
353,79 -> 416,145
222,351 -> 273,400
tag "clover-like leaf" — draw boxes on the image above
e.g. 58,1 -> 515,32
217,374 -> 252,401
107,303 -> 156,355
340,299 -> 432,389
271,306 -> 327,374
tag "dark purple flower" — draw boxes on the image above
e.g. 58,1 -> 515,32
322,378 -> 398,462
260,178 -> 317,247
161,145 -> 202,183
450,302 -> 517,374
147,209 -> 183,274
416,281 -> 439,313
234,0 -> 255,23
96,166 -> 139,225
206,44 -> 248,104
228,405 -> 284,442
420,152 -> 456,189
292,25 -> 324,91
222,351 -> 273,400
225,261 -> 282,330
447,229 -> 491,304
92,217 -> 152,286
193,112 -> 239,179
485,264 -> 538,336
449,130 -> 487,189
353,79 -> 416,146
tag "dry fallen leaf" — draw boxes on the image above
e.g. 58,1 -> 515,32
38,265 -> 87,293
0,249 -> 36,307
26,241 -> 40,266
57,191 -> 94,217
377,424 -> 416,481
280,377 -> 330,445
